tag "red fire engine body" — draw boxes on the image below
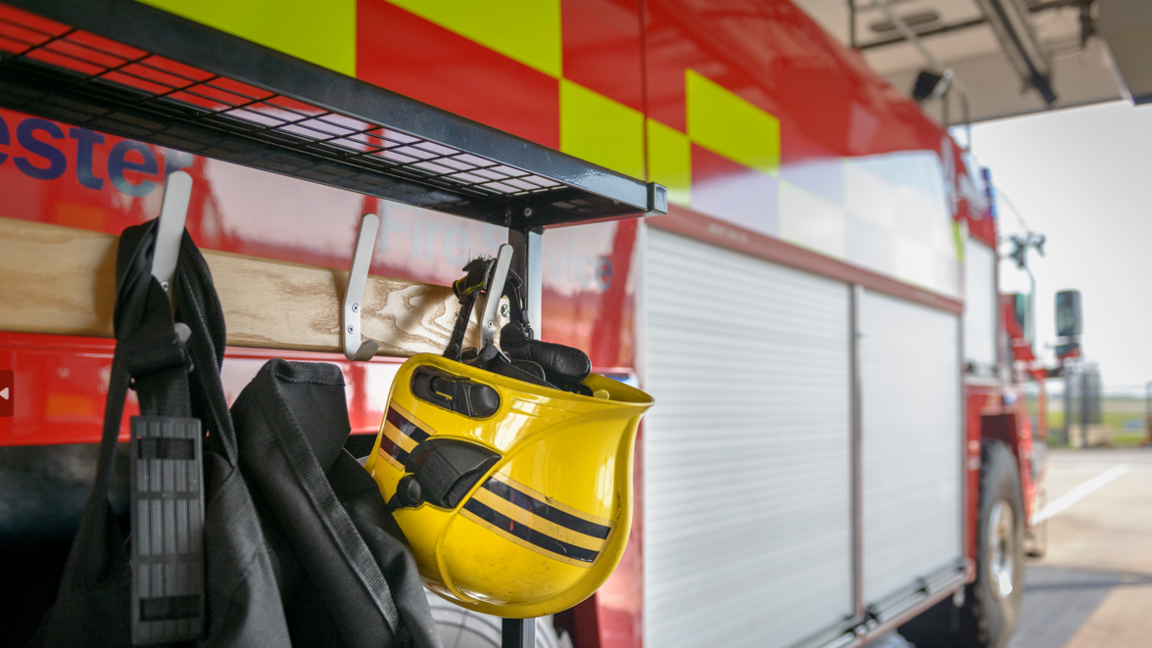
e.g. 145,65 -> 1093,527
0,1 -> 1045,647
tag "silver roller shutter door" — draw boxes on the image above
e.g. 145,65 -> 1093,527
860,289 -> 962,605
643,227 -> 853,648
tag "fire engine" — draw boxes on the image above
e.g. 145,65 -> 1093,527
0,1 -> 1065,647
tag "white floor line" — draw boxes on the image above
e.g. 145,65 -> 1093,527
1033,464 -> 1130,524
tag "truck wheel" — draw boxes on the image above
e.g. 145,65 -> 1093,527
900,441 -> 1025,648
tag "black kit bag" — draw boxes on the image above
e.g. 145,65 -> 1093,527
32,220 -> 290,647
228,360 -> 440,648
31,221 -> 439,647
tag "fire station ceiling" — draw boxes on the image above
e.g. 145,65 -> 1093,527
793,0 -> 1147,126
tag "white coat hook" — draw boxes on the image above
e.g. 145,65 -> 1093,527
152,170 -> 193,342
343,213 -> 381,361
152,170 -> 192,300
480,244 -> 513,349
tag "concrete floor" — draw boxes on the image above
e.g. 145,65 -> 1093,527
1009,446 -> 1152,648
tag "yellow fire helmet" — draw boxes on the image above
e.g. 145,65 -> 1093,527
363,248 -> 653,618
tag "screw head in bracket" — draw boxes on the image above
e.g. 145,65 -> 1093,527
351,303 -> 359,313
347,325 -> 355,334
500,302 -> 511,318
160,281 -> 170,292
524,207 -> 534,217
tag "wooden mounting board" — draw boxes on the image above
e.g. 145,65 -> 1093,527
0,217 -> 485,357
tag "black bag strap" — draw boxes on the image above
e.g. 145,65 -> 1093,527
168,227 -> 239,467
38,220 -> 241,648
116,220 -> 239,464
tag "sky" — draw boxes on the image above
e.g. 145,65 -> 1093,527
969,100 -> 1152,395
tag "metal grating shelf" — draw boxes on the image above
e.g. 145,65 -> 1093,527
0,0 -> 666,228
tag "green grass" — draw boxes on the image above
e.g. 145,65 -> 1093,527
1046,399 -> 1150,447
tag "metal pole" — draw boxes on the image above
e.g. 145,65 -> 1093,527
1146,380 -> 1152,444
509,225 -> 544,337
848,0 -> 858,49
505,223 -> 543,647
1063,367 -> 1072,447
502,618 -> 536,648
1025,264 -> 1036,346
1080,369 -> 1089,446
850,284 -> 864,622
943,84 -> 950,129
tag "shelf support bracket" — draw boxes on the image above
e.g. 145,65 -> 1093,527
508,225 -> 544,338
501,618 -> 535,648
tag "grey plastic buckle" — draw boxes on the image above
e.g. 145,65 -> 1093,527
129,415 -> 205,645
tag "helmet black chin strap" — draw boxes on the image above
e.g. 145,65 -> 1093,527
443,255 -> 593,396
444,256 -> 495,362
499,270 -> 533,339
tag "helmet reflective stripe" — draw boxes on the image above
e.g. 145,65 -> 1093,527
461,474 -> 614,568
378,405 -> 431,469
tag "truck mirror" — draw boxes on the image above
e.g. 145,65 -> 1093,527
1055,290 -> 1082,338
1007,293 -> 1027,337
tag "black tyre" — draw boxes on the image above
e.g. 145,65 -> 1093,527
900,441 -> 1025,648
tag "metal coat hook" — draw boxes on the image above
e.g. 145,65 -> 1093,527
480,244 -> 513,349
343,213 -> 381,361
152,170 -> 193,341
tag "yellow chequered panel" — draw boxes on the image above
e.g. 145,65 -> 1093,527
386,0 -> 562,78
647,119 -> 691,207
951,220 -> 965,263
560,80 -> 645,180
685,69 -> 780,176
137,0 -> 357,76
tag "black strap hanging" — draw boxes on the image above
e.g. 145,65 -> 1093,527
442,256 -> 592,396
32,220 -> 291,648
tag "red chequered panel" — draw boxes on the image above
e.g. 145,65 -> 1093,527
641,2 -> 692,134
356,0 -> 560,149
561,0 -> 643,112
643,0 -> 949,161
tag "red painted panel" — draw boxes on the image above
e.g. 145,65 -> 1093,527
355,0 -> 560,149
0,332 -> 403,447
967,209 -> 998,247
562,0 -> 645,112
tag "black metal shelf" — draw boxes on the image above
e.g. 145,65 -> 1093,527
0,0 -> 666,228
